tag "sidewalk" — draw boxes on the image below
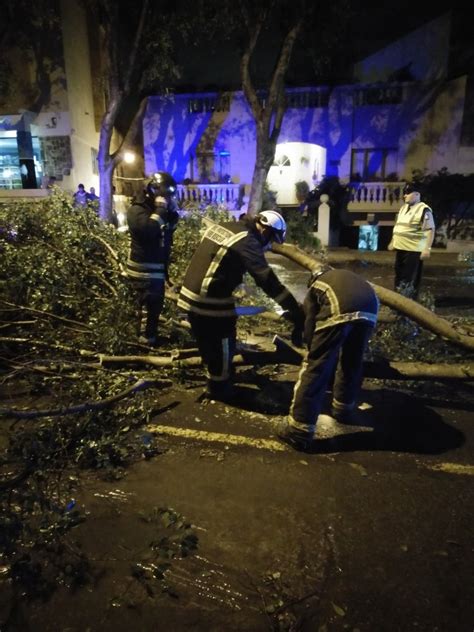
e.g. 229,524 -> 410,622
324,247 -> 464,267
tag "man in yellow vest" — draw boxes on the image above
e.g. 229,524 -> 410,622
388,182 -> 435,299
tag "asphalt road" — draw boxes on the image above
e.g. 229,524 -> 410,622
21,367 -> 474,632
268,248 -> 474,316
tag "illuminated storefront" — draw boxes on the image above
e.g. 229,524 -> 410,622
0,131 -> 44,189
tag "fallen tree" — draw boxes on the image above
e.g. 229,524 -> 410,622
2,341 -> 472,421
272,243 -> 474,352
96,335 -> 474,381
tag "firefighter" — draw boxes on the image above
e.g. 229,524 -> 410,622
177,210 -> 305,401
126,172 -> 179,346
277,265 -> 379,451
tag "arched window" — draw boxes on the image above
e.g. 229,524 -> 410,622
273,155 -> 291,167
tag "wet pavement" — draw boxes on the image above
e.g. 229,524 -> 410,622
19,377 -> 474,632
268,248 -> 474,317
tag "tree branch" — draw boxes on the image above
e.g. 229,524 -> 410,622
123,0 -> 150,94
0,337 -> 95,355
97,344 -> 474,380
0,300 -> 91,330
0,378 -> 171,419
240,13 -> 265,120
267,18 -> 303,138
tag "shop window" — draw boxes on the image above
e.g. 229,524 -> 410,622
0,134 -> 43,189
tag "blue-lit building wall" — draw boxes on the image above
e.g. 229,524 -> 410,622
144,77 -> 468,186
143,12 -> 472,188
144,89 -> 356,184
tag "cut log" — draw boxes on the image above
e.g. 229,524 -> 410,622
272,243 -> 474,352
98,336 -> 474,380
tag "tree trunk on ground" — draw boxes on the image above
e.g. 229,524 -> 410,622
97,350 -> 474,380
272,242 -> 474,352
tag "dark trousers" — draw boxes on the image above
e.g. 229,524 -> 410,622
188,313 -> 237,394
394,249 -> 423,298
290,321 -> 373,431
129,278 -> 165,339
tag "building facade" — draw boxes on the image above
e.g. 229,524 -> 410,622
143,12 -> 474,223
0,0 -> 101,197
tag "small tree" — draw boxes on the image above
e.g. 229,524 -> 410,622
86,0 -> 184,222
412,168 -> 474,237
229,0 -> 352,214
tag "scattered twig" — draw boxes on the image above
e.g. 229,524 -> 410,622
0,377 -> 171,419
0,320 -> 37,329
0,336 -> 94,355
93,233 -> 120,262
0,299 -> 91,330
1,358 -> 81,379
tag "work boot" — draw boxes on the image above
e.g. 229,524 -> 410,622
330,403 -> 371,426
330,407 -> 356,424
199,382 -> 235,404
276,420 -> 313,452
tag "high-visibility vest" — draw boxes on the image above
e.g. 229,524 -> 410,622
392,202 -> 435,251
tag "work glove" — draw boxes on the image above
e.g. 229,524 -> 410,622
282,304 -> 305,348
291,323 -> 304,348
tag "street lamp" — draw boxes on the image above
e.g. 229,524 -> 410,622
123,151 -> 135,164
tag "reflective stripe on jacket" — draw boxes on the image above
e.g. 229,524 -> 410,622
126,199 -> 177,281
178,219 -> 298,318
303,268 -> 379,341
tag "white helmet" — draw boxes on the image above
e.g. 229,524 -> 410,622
257,210 -> 287,244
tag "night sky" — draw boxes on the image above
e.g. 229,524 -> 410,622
174,3 -> 470,91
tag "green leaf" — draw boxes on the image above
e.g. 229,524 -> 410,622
332,603 -> 346,616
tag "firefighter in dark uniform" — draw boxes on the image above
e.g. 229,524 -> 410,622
277,265 -> 379,451
126,172 -> 179,346
177,210 -> 305,400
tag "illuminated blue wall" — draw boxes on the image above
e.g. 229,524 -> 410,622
143,13 -> 471,185
144,89 -> 356,183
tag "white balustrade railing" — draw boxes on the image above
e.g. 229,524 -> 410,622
176,182 -> 403,213
347,182 -> 404,211
176,183 -> 242,206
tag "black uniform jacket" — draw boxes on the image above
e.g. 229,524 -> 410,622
304,268 -> 379,343
126,196 -> 179,281
178,219 -> 299,318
